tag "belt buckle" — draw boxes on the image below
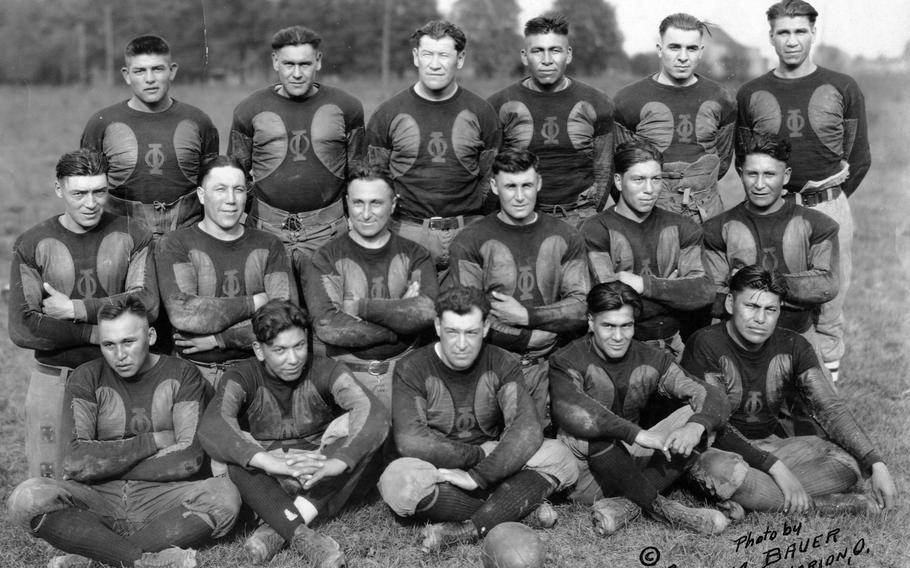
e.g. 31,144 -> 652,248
367,360 -> 385,375
282,215 -> 302,232
427,216 -> 445,230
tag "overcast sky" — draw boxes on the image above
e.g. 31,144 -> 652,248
439,0 -> 910,59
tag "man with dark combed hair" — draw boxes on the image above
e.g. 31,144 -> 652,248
682,265 -> 896,515
305,163 -> 438,409
367,20 -> 500,278
229,25 -> 365,296
613,12 -> 736,225
81,34 -> 219,237
702,134 -> 839,389
737,0 -> 870,381
448,149 -> 590,426
487,12 -> 615,228
199,299 -> 388,566
8,297 -> 240,568
379,286 -> 577,552
9,149 -> 159,481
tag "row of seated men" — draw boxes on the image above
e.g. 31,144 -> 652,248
6,142 -> 893,568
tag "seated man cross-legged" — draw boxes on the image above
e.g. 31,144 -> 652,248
379,286 -> 577,551
198,299 -> 388,568
7,297 -> 240,568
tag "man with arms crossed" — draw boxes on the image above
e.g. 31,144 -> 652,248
379,286 -> 577,551
613,13 -> 736,224
367,20 -> 500,275
9,149 -> 158,480
199,299 -> 388,567
682,266 -> 896,515
305,164 -> 438,409
448,149 -> 589,426
736,0 -> 871,380
8,297 -> 240,568
487,13 -> 614,227
230,25 -> 364,292
81,35 -> 218,237
581,140 -> 714,360
157,156 -> 295,387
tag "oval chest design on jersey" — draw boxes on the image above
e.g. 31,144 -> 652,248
636,102 -> 674,151
102,122 -> 140,186
174,119 -> 203,183
498,101 -> 533,150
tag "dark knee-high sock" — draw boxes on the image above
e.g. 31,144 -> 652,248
414,482 -> 485,522
641,451 -> 693,493
471,470 -> 555,537
32,508 -> 142,566
127,505 -> 214,552
229,464 -> 303,541
588,441 -> 659,511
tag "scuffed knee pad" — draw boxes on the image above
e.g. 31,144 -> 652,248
6,477 -> 71,532
378,457 -> 439,517
525,439 -> 579,490
183,477 -> 242,538
689,449 -> 749,500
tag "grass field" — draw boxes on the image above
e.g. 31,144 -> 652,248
1,71 -> 909,568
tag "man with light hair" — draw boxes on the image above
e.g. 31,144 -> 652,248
736,0 -> 871,380
487,13 -> 615,227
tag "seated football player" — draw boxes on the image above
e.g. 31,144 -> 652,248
378,286 -> 577,551
7,297 -> 240,568
549,281 -> 730,535
198,299 -> 388,567
682,266 -> 896,515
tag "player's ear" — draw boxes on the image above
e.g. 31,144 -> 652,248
271,51 -> 280,72
456,50 -> 466,69
147,325 -> 157,347
783,167 -> 792,186
54,180 -> 63,199
724,293 -> 734,316
314,51 -> 323,71
120,66 -> 131,85
412,48 -> 420,68
565,45 -> 573,65
520,48 -> 529,67
613,173 -> 623,192
168,61 -> 178,80
587,313 -> 594,334
252,341 -> 265,362
490,177 -> 499,197
196,186 -> 205,205
482,317 -> 491,338
433,317 -> 441,339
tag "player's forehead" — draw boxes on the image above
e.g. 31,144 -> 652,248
734,287 -> 782,308
742,152 -> 786,171
125,52 -> 171,68
99,312 -> 147,342
660,26 -> 703,45
416,35 -> 459,54
591,305 -> 635,326
769,15 -> 814,33
201,166 -> 246,188
439,307 -> 485,330
347,178 -> 394,201
622,160 -> 662,177
496,167 -> 539,185
266,326 -> 307,349
60,174 -> 108,192
274,43 -> 320,62
524,31 -> 569,49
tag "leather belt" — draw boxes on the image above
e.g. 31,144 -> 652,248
784,186 -> 841,207
347,359 -> 391,375
398,214 -> 465,230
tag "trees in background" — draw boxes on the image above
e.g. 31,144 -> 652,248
450,0 -> 523,79
552,0 -> 627,74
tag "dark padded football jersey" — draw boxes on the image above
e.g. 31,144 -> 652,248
81,100 -> 219,204
736,67 -> 870,196
229,84 -> 365,213
366,86 -> 501,219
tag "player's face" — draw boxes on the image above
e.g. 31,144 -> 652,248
769,16 -> 815,69
434,307 -> 490,371
346,178 -> 396,241
725,287 -> 782,348
121,53 -> 177,111
412,36 -> 464,95
616,160 -> 663,216
589,305 -> 635,359
741,153 -> 790,213
197,166 -> 248,232
99,312 -> 157,379
56,174 -> 109,233
658,27 -> 704,84
492,167 -> 541,224
521,32 -> 572,88
272,44 -> 322,99
254,326 -> 309,383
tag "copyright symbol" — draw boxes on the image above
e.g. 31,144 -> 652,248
639,546 -> 660,566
